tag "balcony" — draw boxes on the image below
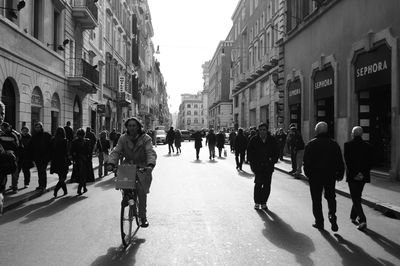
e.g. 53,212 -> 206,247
72,0 -> 98,29
67,59 -> 99,94
118,91 -> 132,105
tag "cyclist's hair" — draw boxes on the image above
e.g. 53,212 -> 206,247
124,117 -> 144,135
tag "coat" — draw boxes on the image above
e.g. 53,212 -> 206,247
166,129 -> 175,145
303,133 -> 344,181
108,132 -> 157,193
50,138 -> 69,175
29,130 -> 52,164
174,131 -> 182,148
247,133 -> 279,183
70,138 -> 95,183
206,133 -> 216,146
216,133 -> 225,149
344,137 -> 373,183
234,133 -> 248,152
193,132 -> 203,149
19,133 -> 34,169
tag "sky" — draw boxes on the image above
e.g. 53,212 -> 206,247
148,0 -> 240,114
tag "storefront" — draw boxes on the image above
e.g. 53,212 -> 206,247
313,66 -> 334,138
287,79 -> 301,130
354,43 -> 392,170
31,87 -> 43,130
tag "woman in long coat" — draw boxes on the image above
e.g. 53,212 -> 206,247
216,131 -> 225,157
174,129 -> 182,154
70,128 -> 95,195
50,127 -> 69,197
19,126 -> 34,188
193,131 -> 203,160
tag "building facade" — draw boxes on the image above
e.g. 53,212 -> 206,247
177,93 -> 206,131
208,41 -> 233,131
230,0 -> 285,132
283,0 -> 400,180
0,0 -> 169,135
201,61 -> 210,128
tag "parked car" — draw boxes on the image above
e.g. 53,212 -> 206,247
155,130 -> 166,144
180,130 -> 191,141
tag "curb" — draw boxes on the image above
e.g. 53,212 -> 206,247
3,164 -> 101,214
274,165 -> 400,219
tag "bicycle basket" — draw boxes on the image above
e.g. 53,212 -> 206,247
115,164 -> 137,189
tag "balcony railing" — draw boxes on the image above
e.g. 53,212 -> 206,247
68,59 -> 99,93
72,0 -> 98,29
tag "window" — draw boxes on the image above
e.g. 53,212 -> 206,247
187,104 -> 191,108
106,15 -> 111,41
194,104 -> 198,108
53,10 -> 61,52
99,23 -> 103,50
187,111 -> 191,115
194,111 -> 198,116
187,119 -> 191,125
33,0 -> 43,40
250,0 -> 254,16
194,118 -> 199,124
234,95 -> 238,107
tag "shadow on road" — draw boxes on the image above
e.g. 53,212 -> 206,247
321,232 -> 394,266
94,176 -> 116,191
208,160 -> 218,164
191,160 -> 205,164
364,228 -> 400,261
257,209 -> 315,266
20,196 -> 87,224
237,170 -> 254,179
91,238 -> 145,266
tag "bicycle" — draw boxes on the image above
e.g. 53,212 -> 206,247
113,164 -> 146,247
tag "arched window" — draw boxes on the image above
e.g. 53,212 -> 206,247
187,104 -> 191,108
187,118 -> 191,125
187,110 -> 191,115
194,111 -> 198,116
194,118 -> 198,124
194,104 -> 198,108
31,86 -> 43,130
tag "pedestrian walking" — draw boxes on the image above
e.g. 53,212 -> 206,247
96,131 -> 110,178
0,122 -> 21,193
286,124 -> 305,178
166,127 -> 175,154
107,117 -> 157,227
229,130 -> 237,153
205,129 -> 217,160
50,127 -> 70,197
29,122 -> 52,191
193,131 -> 203,160
109,128 -> 117,149
19,126 -> 34,188
174,129 -> 182,154
234,128 -> 248,171
344,126 -> 374,231
275,128 -> 287,161
64,121 -> 74,143
70,128 -> 95,195
303,121 -> 344,232
216,130 -> 225,157
0,100 -> 8,213
247,123 -> 279,210
85,127 -> 96,178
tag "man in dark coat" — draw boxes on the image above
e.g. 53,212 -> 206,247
19,126 -> 34,188
193,131 -> 203,160
0,122 -> 20,193
247,123 -> 279,210
29,122 -> 52,191
64,121 -> 74,142
216,130 -> 225,157
205,129 -> 217,160
229,130 -> 237,153
344,126 -> 373,231
286,124 -> 305,177
303,122 -> 344,232
234,128 -> 248,171
166,127 -> 175,154
275,128 -> 287,161
109,128 -> 117,148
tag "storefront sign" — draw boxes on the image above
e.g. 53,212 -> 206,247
288,79 -> 301,105
354,44 -> 391,91
119,75 -> 125,92
314,66 -> 334,99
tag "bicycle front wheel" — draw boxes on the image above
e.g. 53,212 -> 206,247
120,204 -> 134,247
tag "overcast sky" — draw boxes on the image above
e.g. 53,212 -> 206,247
148,0 -> 239,113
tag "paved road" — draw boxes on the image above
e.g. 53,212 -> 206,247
1,142 -> 400,266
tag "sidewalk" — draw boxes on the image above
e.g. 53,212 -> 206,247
2,156 -> 101,213
275,157 -> 400,219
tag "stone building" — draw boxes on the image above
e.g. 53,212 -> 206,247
177,93 -> 207,131
230,0 -> 285,132
283,0 -> 400,179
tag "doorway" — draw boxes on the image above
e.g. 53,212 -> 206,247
315,96 -> 334,138
1,78 -> 16,129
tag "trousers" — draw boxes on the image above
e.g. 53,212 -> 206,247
348,181 -> 366,223
309,177 -> 337,225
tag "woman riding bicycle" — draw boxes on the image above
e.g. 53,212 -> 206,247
107,117 -> 157,227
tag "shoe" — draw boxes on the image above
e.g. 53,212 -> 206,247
254,204 -> 260,210
77,190 -> 82,195
24,184 -> 29,189
63,191 -> 68,196
11,188 -> 18,194
357,222 -> 367,231
140,218 -> 149,228
35,187 -> 42,190
239,167 -> 242,171
83,187 -> 88,194
289,170 -> 296,174
261,204 -> 268,210
53,191 -> 57,198
312,223 -> 325,230
351,218 -> 359,225
209,156 -> 211,160
330,219 -> 339,232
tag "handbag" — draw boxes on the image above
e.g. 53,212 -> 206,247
224,149 -> 227,157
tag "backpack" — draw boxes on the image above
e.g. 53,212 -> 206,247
0,144 -> 17,175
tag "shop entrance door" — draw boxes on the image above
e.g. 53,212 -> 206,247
316,97 -> 334,138
358,86 -> 391,170
289,104 -> 301,130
